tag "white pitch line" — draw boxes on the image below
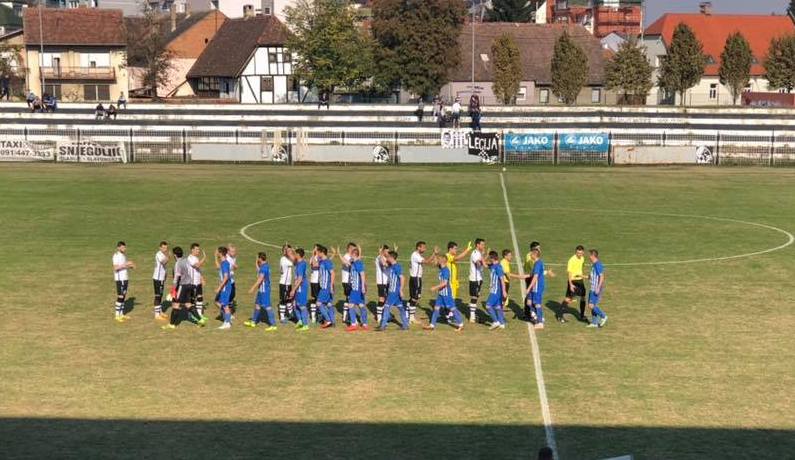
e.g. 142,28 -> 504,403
499,173 -> 558,460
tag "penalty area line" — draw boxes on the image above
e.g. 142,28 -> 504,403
499,172 -> 559,460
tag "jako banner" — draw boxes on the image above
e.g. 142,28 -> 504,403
560,133 -> 610,153
504,133 -> 554,153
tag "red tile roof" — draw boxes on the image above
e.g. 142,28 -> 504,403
23,7 -> 125,47
644,13 -> 795,76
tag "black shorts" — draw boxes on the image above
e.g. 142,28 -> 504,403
194,283 -> 203,300
409,277 -> 422,300
311,282 -> 320,300
279,284 -> 292,304
565,280 -> 586,298
230,282 -> 236,302
153,279 -> 165,297
469,280 -> 483,298
343,282 -> 352,298
377,284 -> 388,299
115,280 -> 128,297
177,284 -> 195,304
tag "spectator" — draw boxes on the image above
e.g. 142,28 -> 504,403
415,98 -> 424,123
451,96 -> 462,129
469,93 -> 482,131
0,76 -> 9,101
318,90 -> 330,110
431,95 -> 440,121
537,447 -> 553,460
95,103 -> 105,120
117,92 -> 127,110
106,104 -> 117,120
436,98 -> 447,129
30,96 -> 43,113
26,90 -> 36,108
44,94 -> 57,112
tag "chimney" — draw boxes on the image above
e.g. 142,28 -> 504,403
170,5 -> 177,32
699,2 -> 712,15
243,4 -> 254,18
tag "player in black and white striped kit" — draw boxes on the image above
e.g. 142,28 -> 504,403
408,241 -> 437,324
468,238 -> 486,323
187,243 -> 207,319
112,241 -> 135,322
278,245 -> 295,323
309,245 -> 321,323
337,243 -> 356,323
375,245 -> 390,323
152,241 -> 169,320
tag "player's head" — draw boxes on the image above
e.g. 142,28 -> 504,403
589,249 -> 599,263
159,241 -> 168,252
257,251 -> 267,263
347,242 -> 356,253
318,245 -> 328,257
380,244 -> 390,255
295,248 -> 305,259
437,255 -> 448,267
575,245 -> 585,257
117,241 -> 126,253
531,248 -> 541,260
474,238 -> 485,251
488,250 -> 499,262
351,247 -> 360,258
190,243 -> 200,255
217,246 -> 228,257
387,250 -> 398,264
282,244 -> 292,256
173,246 -> 183,259
416,241 -> 426,253
447,241 -> 458,254
529,241 -> 541,252
502,249 -> 512,261
228,244 -> 237,257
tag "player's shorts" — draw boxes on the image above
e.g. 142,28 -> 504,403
486,292 -> 503,308
349,290 -> 365,306
177,284 -> 195,304
218,287 -> 232,306
377,284 -> 388,299
435,295 -> 456,309
469,280 -> 483,298
294,286 -> 308,307
153,279 -> 165,297
588,291 -> 602,306
343,282 -> 352,299
311,282 -> 320,301
229,282 -> 236,302
318,289 -> 333,304
385,294 -> 403,307
528,289 -> 543,306
565,280 -> 586,298
409,277 -> 422,300
256,291 -> 271,308
279,284 -> 292,305
115,280 -> 128,297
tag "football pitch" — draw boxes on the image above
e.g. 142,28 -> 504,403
1,163 -> 794,459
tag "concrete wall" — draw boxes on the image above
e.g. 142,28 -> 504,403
398,146 -> 478,163
440,80 -> 615,106
613,146 -> 698,164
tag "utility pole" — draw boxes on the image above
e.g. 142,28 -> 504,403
38,0 -> 45,95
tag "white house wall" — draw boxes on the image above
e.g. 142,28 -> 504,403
240,45 -> 296,104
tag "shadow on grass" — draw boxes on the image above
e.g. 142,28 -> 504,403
122,297 -> 136,315
0,418 -> 792,459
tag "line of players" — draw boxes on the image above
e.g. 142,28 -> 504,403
110,238 -> 609,332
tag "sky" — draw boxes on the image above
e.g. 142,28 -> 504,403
644,0 -> 789,25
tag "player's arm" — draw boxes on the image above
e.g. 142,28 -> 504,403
330,269 -> 336,292
216,272 -> 229,294
596,271 -> 605,295
431,278 -> 448,292
248,273 -> 264,294
290,274 -> 302,297
567,269 -> 575,290
361,272 -> 367,295
399,274 -> 406,299
528,273 -> 539,292
507,273 -> 530,280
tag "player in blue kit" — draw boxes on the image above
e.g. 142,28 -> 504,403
317,246 -> 337,329
510,247 -> 552,330
345,246 -> 368,332
586,249 -> 608,328
485,251 -> 508,330
215,247 -> 233,330
377,250 -> 409,331
244,252 -> 278,331
424,255 -> 464,332
290,248 -> 311,331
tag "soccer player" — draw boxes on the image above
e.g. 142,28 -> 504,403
485,251 -> 508,330
317,246 -> 336,329
187,243 -> 208,320
586,249 -> 608,328
291,248 -> 311,331
112,241 -> 135,322
336,242 -> 356,323
445,240 -> 472,306
374,245 -> 390,323
152,241 -> 169,320
467,238 -> 486,323
164,246 -> 205,330
378,250 -> 409,331
346,246 -> 368,332
227,244 -> 239,307
215,246 -> 233,329
511,247 -> 551,329
245,252 -> 277,331
408,241 -> 436,323
523,241 -> 541,289
309,245 -> 321,323
278,244 -> 295,323
500,249 -> 513,309
560,245 -> 587,323
424,255 -> 463,332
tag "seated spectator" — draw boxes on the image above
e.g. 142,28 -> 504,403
30,96 -> 43,113
95,103 -> 105,120
105,104 -> 117,120
117,92 -> 127,110
44,94 -> 58,113
0,76 -> 9,101
318,91 -> 330,110
26,90 -> 36,108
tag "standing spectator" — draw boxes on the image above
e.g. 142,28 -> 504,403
451,97 -> 462,129
431,95 -> 440,121
26,90 -> 35,108
436,98 -> 447,129
415,98 -> 424,123
95,103 -> 105,120
117,92 -> 127,110
318,90 -> 330,110
0,76 -> 9,101
106,104 -> 118,120
469,93 -> 482,131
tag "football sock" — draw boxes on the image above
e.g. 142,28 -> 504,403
115,302 -> 123,317
299,306 -> 309,326
535,305 -> 544,323
359,306 -> 368,326
451,308 -> 463,326
348,307 -> 358,325
430,307 -> 440,327
223,310 -> 232,324
265,307 -> 276,326
154,305 -> 162,315
399,306 -> 409,328
343,305 -> 349,322
310,304 -> 317,323
469,303 -> 477,321
496,306 -> 506,324
279,304 -> 286,322
251,307 -> 261,323
327,305 -> 336,324
169,308 -> 179,325
593,306 -> 605,319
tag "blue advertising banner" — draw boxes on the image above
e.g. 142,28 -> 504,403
560,133 -> 610,153
504,133 -> 555,153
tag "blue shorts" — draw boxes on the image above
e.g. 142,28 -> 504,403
218,288 -> 232,306
255,291 -> 271,307
589,291 -> 601,306
435,295 -> 455,309
349,290 -> 365,305
318,289 -> 333,304
486,293 -> 503,308
528,290 -> 543,306
385,294 -> 403,307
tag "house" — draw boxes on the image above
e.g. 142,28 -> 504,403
126,9 -> 226,98
600,31 -> 627,52
22,7 -> 128,102
186,12 -> 295,103
0,27 -> 25,98
551,0 -> 642,38
0,0 -> 24,35
643,6 -> 795,105
215,0 -> 294,21
441,22 -> 614,106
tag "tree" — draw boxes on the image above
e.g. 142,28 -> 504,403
487,0 -> 536,22
285,0 -> 374,97
605,38 -> 653,105
788,0 -> 795,22
491,33 -> 522,104
764,35 -> 795,93
550,31 -> 588,105
372,0 -> 466,99
126,5 -> 174,99
657,23 -> 706,106
719,32 -> 753,105
0,42 -> 23,79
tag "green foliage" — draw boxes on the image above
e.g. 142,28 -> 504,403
605,38 -> 653,105
657,23 -> 706,106
718,32 -> 753,105
788,0 -> 795,21
285,0 -> 374,95
0,42 -> 23,79
126,6 -> 174,98
372,0 -> 466,98
491,33 -> 522,105
487,0 -> 536,23
764,34 -> 795,92
551,31 -> 588,105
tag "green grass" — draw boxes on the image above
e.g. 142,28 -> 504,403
0,164 -> 794,459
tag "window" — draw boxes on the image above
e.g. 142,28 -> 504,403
287,76 -> 298,92
709,83 -> 717,100
516,87 -> 527,102
261,76 -> 274,92
43,84 -> 62,99
539,88 -> 549,104
197,77 -> 220,91
269,52 -> 278,64
591,88 -> 602,104
83,84 -> 110,101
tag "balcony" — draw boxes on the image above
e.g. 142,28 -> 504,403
40,66 -> 115,81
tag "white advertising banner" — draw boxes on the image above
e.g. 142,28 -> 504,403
56,141 -> 127,163
0,140 -> 55,161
